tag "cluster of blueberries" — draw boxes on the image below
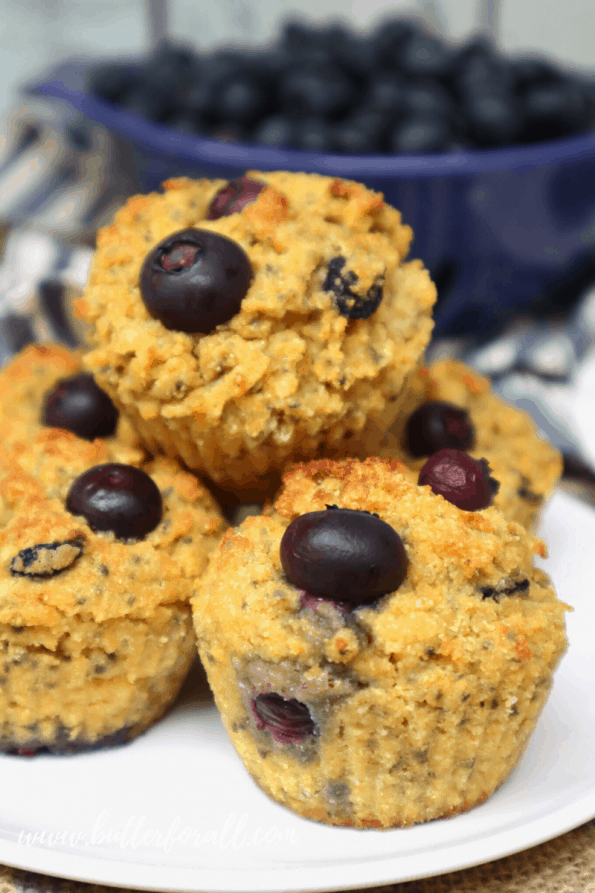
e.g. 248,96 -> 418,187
87,16 -> 595,155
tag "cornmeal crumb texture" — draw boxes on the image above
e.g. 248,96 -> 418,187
0,429 -> 225,751
80,171 -> 435,485
0,343 -> 142,457
379,360 -> 563,529
193,458 -> 568,827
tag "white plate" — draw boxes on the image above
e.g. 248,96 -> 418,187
0,488 -> 593,893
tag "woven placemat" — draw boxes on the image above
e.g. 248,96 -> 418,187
0,818 -> 593,893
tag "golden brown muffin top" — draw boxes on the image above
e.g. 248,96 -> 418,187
0,428 -> 225,629
380,359 -> 563,528
78,171 -> 434,425
197,457 -> 568,674
0,343 -> 143,456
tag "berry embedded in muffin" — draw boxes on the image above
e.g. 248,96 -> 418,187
79,171 -> 436,485
0,428 -> 225,755
0,343 -> 143,459
373,359 -> 562,529
192,457 -> 569,827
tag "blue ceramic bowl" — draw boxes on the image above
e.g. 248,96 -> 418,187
34,62 -> 595,337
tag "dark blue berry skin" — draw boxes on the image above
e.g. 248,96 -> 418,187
43,373 -> 119,441
251,693 -> 316,744
463,93 -> 522,147
145,40 -> 197,92
366,74 -> 407,120
279,63 -> 357,120
512,56 -> 561,90
323,256 -> 383,319
418,449 -> 499,511
398,33 -> 455,80
87,63 -> 141,104
140,228 -> 252,333
390,115 -> 452,154
207,177 -> 265,220
66,463 -> 163,540
372,17 -> 420,69
405,401 -> 474,457
328,31 -> 379,83
403,81 -> 455,122
216,75 -> 268,126
453,43 -> 515,100
334,112 -> 388,154
252,115 -> 296,148
280,507 -> 408,606
293,117 -> 335,152
2,725 -> 134,756
118,83 -> 173,124
90,19 -> 595,154
520,79 -> 594,143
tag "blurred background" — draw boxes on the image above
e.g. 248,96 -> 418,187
2,0 -> 595,496
1,0 -> 594,117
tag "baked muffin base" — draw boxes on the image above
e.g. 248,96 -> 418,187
194,458 -> 568,827
0,603 -> 195,754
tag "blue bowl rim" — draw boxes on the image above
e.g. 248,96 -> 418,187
35,76 -> 595,180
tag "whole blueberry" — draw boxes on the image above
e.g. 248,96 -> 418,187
418,449 -> 499,511
366,73 -> 407,119
279,62 -> 357,120
216,74 -> 267,126
372,17 -> 420,68
66,463 -> 163,540
43,373 -> 119,441
454,45 -> 515,99
403,81 -> 455,121
405,401 -> 474,457
463,92 -> 522,146
280,507 -> 408,606
251,693 -> 316,744
333,111 -> 387,154
294,117 -> 335,152
207,177 -> 265,220
252,115 -> 296,148
521,78 -> 594,142
390,114 -> 452,154
328,31 -> 379,82
398,33 -> 454,80
140,228 -> 252,333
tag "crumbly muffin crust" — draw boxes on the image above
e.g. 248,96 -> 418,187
193,457 -> 568,827
0,343 -> 143,458
0,428 -> 225,753
375,360 -> 562,529
79,171 -> 435,485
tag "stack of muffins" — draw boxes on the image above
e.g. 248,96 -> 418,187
0,172 -> 569,828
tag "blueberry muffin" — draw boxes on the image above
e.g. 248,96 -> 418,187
0,427 -> 225,754
78,171 -> 436,486
192,456 -> 569,827
374,360 -> 562,529
0,343 -> 143,459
